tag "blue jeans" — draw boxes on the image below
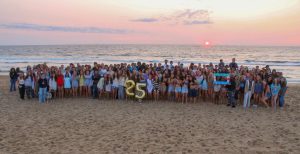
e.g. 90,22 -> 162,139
92,84 -> 98,98
243,91 -> 252,108
279,95 -> 285,107
228,90 -> 236,106
25,86 -> 32,99
31,88 -> 35,98
10,79 -> 16,92
118,86 -> 125,100
39,88 -> 47,103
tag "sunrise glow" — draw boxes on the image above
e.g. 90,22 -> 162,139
0,0 -> 299,46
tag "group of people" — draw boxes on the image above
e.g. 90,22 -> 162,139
9,58 -> 288,110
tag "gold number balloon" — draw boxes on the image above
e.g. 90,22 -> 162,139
135,83 -> 146,99
125,80 -> 135,96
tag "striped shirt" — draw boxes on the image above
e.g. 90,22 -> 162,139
153,80 -> 160,90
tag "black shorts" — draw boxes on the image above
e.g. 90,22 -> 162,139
189,89 -> 197,97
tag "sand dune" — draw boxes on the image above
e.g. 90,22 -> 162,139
0,76 -> 299,154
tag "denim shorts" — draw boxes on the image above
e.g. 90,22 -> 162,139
175,87 -> 181,93
168,85 -> 174,92
181,87 -> 188,93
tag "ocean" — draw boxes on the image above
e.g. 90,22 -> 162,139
0,44 -> 299,83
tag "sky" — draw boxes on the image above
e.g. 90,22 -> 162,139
0,0 -> 299,46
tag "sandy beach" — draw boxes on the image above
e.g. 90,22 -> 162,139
0,75 -> 299,154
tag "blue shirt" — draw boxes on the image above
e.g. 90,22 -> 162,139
64,77 -> 71,88
271,84 -> 281,95
24,76 -> 32,87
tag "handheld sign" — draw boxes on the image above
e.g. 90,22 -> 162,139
213,73 -> 230,85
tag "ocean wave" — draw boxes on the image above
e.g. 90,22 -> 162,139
244,60 -> 300,66
2,58 -> 300,67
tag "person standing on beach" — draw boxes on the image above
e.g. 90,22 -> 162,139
49,73 -> 57,99
17,73 -> 25,100
229,58 -> 238,71
226,75 -> 236,108
71,69 -> 79,97
254,75 -> 264,106
117,71 -> 126,100
181,76 -> 189,103
279,78 -> 287,109
189,80 -> 198,103
9,68 -> 18,92
201,74 -> 208,102
84,70 -> 92,97
219,59 -> 225,69
146,75 -> 154,100
270,78 -> 281,110
64,70 -> 72,97
79,70 -> 85,97
167,73 -> 175,101
38,74 -> 48,103
92,69 -> 100,99
97,75 -> 105,99
163,59 -> 168,70
243,74 -> 254,109
174,76 -> 182,102
104,74 -> 113,99
24,72 -> 33,99
153,75 -> 160,102
57,71 -> 64,99
169,61 -> 174,71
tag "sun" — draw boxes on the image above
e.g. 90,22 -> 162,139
203,41 -> 211,48
205,41 -> 210,46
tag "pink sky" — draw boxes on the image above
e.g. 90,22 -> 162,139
0,0 -> 299,46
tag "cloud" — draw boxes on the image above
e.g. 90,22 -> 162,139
0,23 -> 134,34
184,20 -> 213,25
131,9 -> 213,26
175,9 -> 210,19
131,18 -> 159,22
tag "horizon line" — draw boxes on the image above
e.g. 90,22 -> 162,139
0,43 -> 299,48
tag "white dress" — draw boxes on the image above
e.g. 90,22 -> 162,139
97,78 -> 105,90
146,79 -> 153,93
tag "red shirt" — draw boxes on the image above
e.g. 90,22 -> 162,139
57,75 -> 64,87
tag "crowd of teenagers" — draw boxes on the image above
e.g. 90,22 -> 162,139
9,58 -> 288,110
